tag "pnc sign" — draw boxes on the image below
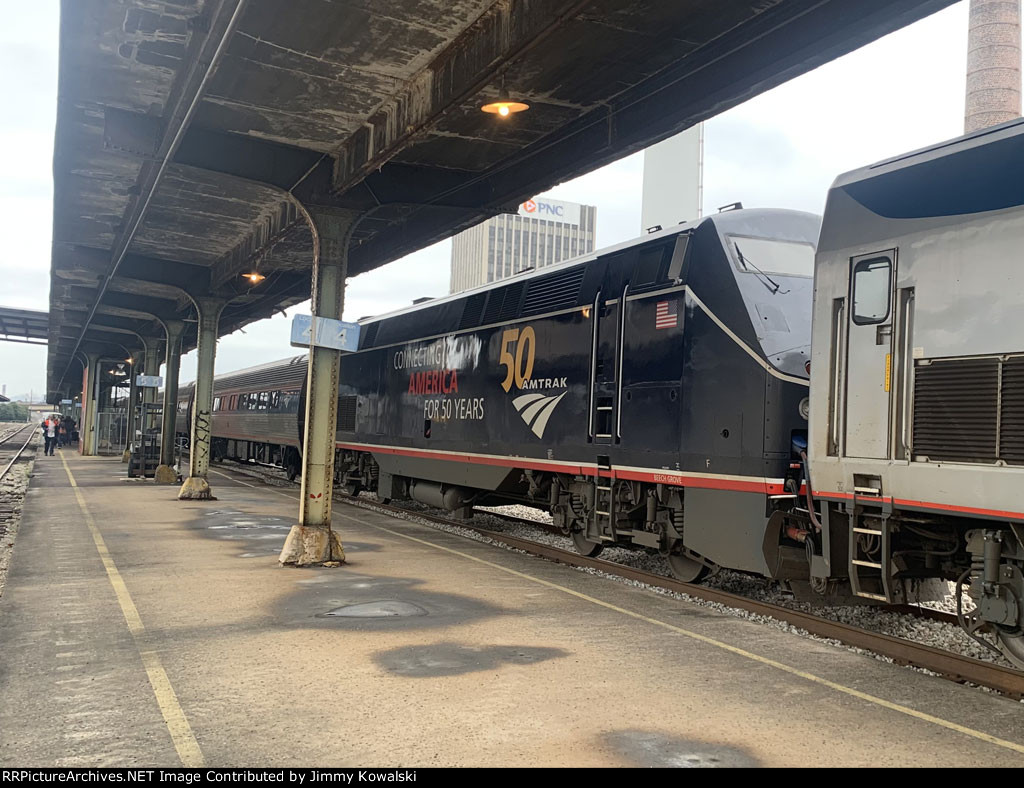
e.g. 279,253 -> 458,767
517,197 -> 581,226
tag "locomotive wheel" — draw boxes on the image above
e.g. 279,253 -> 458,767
571,529 -> 603,558
667,552 -> 709,584
339,483 -> 362,498
995,628 -> 1024,670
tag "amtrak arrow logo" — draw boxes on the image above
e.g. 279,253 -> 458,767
512,392 -> 567,439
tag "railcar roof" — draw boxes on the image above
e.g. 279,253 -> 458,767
831,116 -> 1024,190
177,355 -> 306,390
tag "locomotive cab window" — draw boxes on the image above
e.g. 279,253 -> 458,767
851,256 -> 892,325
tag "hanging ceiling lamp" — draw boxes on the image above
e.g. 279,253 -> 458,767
481,74 -> 529,117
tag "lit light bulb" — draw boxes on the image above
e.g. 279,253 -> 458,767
498,105 -> 510,117
243,271 -> 266,284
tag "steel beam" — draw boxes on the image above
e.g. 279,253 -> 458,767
156,321 -> 185,484
178,298 -> 225,500
279,209 -> 361,566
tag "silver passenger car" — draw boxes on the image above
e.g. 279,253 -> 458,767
807,118 -> 1024,664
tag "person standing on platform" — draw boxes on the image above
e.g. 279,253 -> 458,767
40,417 -> 53,456
44,417 -> 57,456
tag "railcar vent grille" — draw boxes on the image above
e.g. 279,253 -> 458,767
522,268 -> 585,316
912,354 -> 1024,465
1001,357 -> 1024,464
482,282 -> 525,325
337,396 -> 357,432
459,293 -> 486,329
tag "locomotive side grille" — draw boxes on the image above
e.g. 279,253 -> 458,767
521,268 -> 585,316
911,355 -> 1024,465
499,282 -> 525,322
361,321 -> 380,348
1001,357 -> 1024,464
337,396 -> 357,432
482,281 -> 526,325
459,293 -> 486,329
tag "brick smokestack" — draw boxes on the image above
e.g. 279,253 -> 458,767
965,0 -> 1022,133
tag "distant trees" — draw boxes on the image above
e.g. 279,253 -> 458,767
0,403 -> 30,422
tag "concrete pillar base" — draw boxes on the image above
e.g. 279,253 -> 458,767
279,525 -> 346,567
154,464 -> 179,485
178,476 -> 215,501
121,449 -> 131,463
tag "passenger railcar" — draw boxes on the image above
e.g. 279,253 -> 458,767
177,356 -> 306,479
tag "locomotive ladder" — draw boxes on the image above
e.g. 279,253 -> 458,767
848,500 -> 894,602
593,457 -> 617,542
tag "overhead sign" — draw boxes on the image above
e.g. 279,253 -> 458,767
136,375 -> 163,388
60,399 -> 72,405
518,197 -> 581,226
290,314 -> 361,352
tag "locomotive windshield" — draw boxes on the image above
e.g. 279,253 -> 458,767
729,236 -> 815,279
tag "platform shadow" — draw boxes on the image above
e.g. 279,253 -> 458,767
372,641 -> 569,677
600,729 -> 760,768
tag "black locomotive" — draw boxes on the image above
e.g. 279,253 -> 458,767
179,207 -> 819,583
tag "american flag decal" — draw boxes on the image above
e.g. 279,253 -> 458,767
655,300 -> 678,330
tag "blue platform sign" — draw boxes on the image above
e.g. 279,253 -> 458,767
290,314 -> 360,352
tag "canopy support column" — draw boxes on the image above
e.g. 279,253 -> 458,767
280,209 -> 361,566
156,320 -> 185,484
178,298 -> 225,500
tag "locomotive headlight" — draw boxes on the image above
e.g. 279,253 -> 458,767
798,397 -> 810,420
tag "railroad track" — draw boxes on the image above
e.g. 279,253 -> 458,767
0,424 -> 37,540
215,459 -> 1024,697
0,424 -> 36,484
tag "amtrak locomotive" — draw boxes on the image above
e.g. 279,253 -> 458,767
177,119 -> 1024,667
180,207 -> 818,586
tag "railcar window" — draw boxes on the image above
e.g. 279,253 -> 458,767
851,257 -> 892,324
258,392 -> 270,410
271,391 -> 280,410
729,236 -> 815,278
213,397 -> 221,411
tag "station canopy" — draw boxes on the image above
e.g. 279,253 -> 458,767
48,0 -> 953,400
0,308 -> 48,346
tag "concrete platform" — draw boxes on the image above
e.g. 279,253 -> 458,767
2,452 -> 1024,768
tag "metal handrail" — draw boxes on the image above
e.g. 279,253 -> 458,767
615,283 -> 630,440
587,289 -> 601,439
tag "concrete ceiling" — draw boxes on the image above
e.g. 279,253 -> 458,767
48,0 -> 955,399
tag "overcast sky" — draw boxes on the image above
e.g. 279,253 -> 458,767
0,1 -> 973,398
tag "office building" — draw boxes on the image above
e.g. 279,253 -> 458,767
450,197 -> 597,293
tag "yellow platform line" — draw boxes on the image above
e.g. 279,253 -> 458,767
60,452 -> 205,767
215,465 -> 1024,756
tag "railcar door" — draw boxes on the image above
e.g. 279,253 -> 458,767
844,251 -> 897,459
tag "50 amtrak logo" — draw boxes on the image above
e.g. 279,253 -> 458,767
498,326 -> 568,439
